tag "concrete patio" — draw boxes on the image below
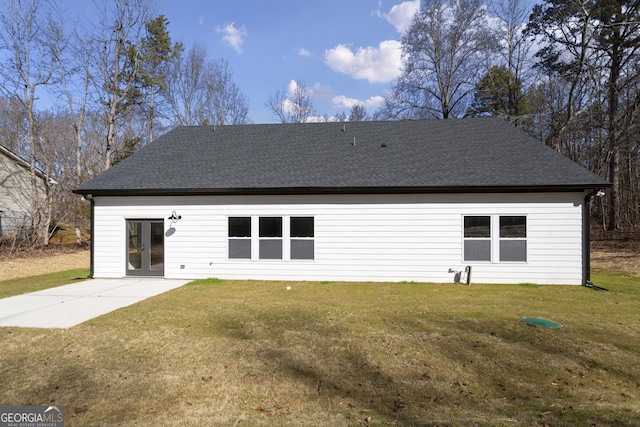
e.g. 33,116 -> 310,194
0,278 -> 190,328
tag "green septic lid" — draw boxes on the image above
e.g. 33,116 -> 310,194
521,317 -> 562,329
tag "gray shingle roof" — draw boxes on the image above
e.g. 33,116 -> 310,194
75,118 -> 610,196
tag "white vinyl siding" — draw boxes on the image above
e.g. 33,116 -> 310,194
91,192 -> 586,284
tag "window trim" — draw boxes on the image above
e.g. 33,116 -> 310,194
227,215 -> 315,262
290,216 -> 315,260
462,215 -> 528,264
228,216 -> 252,259
259,216 -> 283,260
463,215 -> 492,262
499,216 -> 527,262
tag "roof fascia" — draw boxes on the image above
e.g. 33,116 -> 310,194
73,183 -> 612,198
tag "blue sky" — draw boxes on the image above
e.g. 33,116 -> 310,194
63,0 -> 420,124
155,0 -> 420,123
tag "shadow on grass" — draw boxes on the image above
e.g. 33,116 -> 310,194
426,316 -> 640,426
206,297 -> 640,426
207,306 -> 481,425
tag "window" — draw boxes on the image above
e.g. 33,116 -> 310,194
229,215 -> 315,261
229,217 -> 251,259
463,215 -> 527,263
259,217 -> 283,259
499,216 -> 527,262
290,217 -> 314,260
463,216 -> 491,261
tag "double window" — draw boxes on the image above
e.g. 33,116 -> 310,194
463,215 -> 527,262
228,216 -> 314,260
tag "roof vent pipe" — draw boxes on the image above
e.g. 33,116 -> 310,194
352,137 -> 356,146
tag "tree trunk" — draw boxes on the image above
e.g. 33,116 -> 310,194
26,89 -> 40,247
149,85 -> 155,143
606,47 -> 621,231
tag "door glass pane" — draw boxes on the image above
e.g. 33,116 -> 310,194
149,222 -> 164,270
128,222 -> 142,270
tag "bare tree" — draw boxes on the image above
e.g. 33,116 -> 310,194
349,104 -> 369,122
384,0 -> 495,119
490,0 -> 536,81
209,59 -> 250,125
0,96 -> 25,154
487,0 -> 537,123
58,26 -> 93,244
0,0 -> 65,246
160,43 -> 249,126
527,0 -> 640,230
267,80 -> 315,123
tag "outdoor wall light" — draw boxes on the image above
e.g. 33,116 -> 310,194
166,211 -> 182,237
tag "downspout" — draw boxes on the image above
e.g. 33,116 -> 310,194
582,190 -> 595,285
583,189 -> 608,291
85,194 -> 95,279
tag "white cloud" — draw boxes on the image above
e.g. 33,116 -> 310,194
305,115 -> 331,123
324,40 -> 402,83
310,82 -> 332,98
287,79 -> 298,95
383,0 -> 420,34
286,80 -> 331,98
332,95 -> 385,109
216,22 -> 247,53
298,48 -> 311,57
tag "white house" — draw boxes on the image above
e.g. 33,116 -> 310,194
75,118 -> 610,285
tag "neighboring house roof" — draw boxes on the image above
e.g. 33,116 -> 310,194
75,118 -> 610,197
0,144 -> 51,184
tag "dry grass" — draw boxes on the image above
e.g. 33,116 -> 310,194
591,250 -> 640,278
1,273 -> 639,426
592,230 -> 640,277
0,250 -> 89,281
0,236 -> 638,425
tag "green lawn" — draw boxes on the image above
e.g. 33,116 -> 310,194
0,269 -> 90,299
0,270 -> 638,426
